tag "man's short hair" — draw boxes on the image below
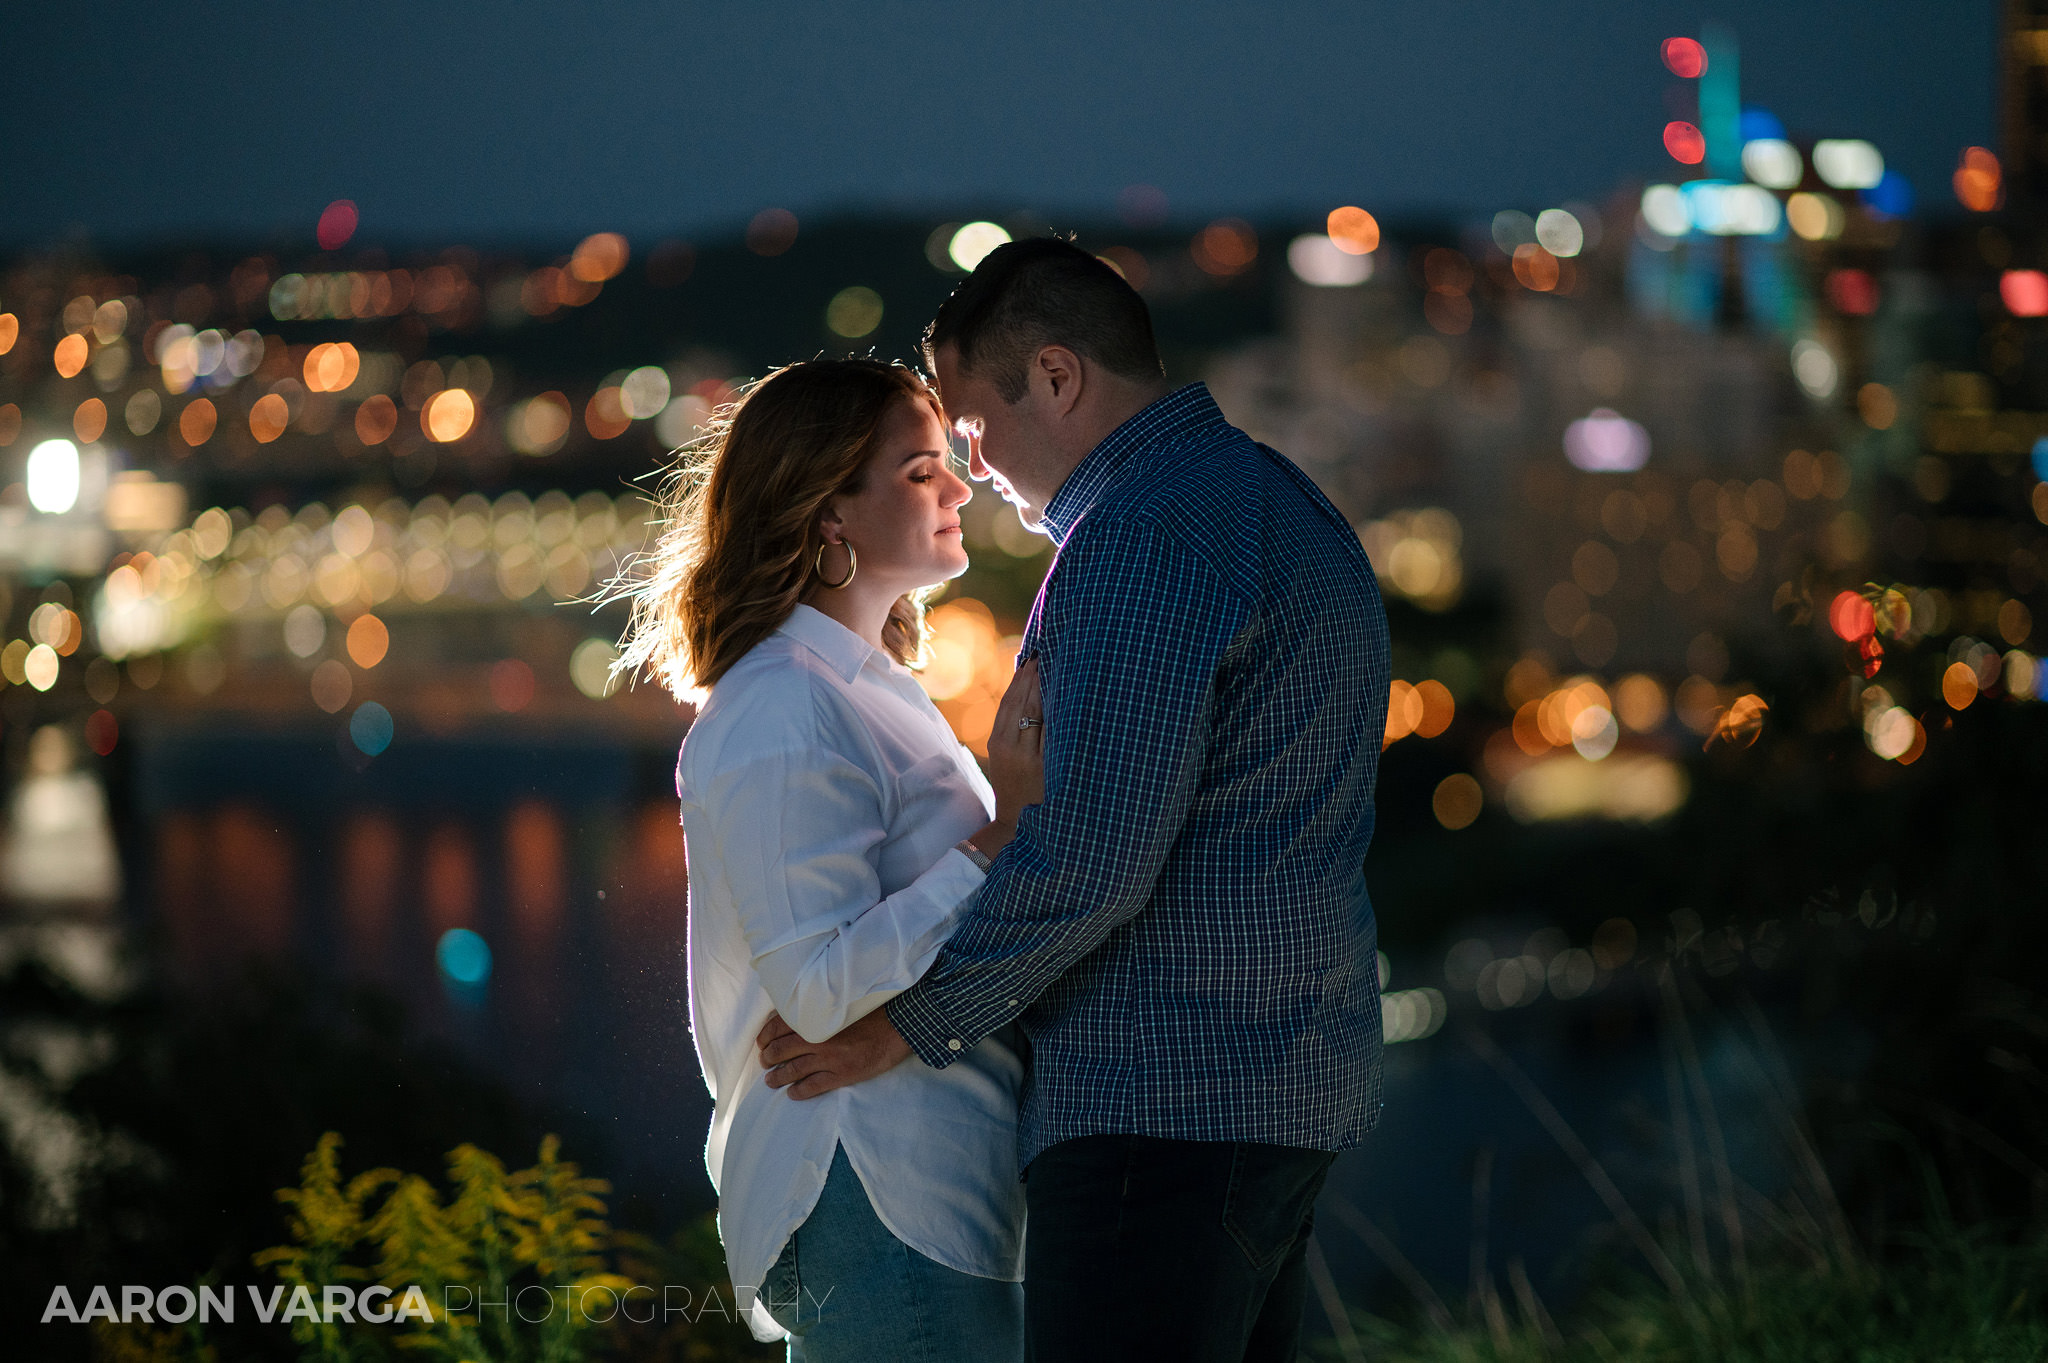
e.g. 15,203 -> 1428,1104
923,237 -> 1165,403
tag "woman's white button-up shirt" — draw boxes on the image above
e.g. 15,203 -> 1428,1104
676,604 -> 1025,1341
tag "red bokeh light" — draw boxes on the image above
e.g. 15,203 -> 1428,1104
490,658 -> 536,712
1826,269 -> 1880,316
1663,121 -> 1706,165
2000,269 -> 2048,317
1661,37 -> 1707,78
85,709 -> 118,756
1829,590 -> 1876,642
317,199 -> 359,251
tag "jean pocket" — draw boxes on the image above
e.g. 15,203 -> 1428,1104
1220,1144 -> 1333,1274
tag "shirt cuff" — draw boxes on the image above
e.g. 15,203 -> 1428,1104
885,982 -> 972,1070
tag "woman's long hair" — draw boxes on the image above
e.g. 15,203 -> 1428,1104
603,359 -> 944,702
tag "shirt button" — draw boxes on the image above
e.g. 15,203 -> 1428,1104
1008,999 -> 1020,1008
947,1039 -> 963,1051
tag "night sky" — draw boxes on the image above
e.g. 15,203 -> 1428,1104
2,1 -> 1998,249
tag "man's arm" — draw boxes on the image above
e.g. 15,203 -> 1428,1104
885,516 -> 1249,1066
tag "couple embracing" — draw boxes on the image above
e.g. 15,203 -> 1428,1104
615,238 -> 1392,1361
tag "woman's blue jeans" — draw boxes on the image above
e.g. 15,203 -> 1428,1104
762,1144 -> 1024,1362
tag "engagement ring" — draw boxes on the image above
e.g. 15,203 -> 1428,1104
1018,716 -> 1042,730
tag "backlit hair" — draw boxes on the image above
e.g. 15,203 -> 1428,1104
602,359 -> 942,702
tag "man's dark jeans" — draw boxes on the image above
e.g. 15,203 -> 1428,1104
1022,1133 -> 1337,1363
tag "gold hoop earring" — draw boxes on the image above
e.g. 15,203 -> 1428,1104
814,539 -> 856,589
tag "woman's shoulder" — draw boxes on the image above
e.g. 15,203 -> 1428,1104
678,635 -> 845,780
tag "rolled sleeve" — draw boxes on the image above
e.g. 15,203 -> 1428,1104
888,516 -> 1250,1067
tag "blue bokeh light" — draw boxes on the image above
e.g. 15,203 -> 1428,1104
437,928 -> 492,985
349,701 -> 393,756
1738,107 -> 1785,142
1861,169 -> 1914,219
2032,436 -> 2048,484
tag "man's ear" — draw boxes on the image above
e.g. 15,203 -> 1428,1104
1033,345 -> 1085,417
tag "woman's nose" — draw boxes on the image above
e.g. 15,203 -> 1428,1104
943,468 -> 972,508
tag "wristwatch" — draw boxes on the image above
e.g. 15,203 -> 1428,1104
955,839 -> 994,873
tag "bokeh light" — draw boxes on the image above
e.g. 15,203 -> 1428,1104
316,200 -> 358,250
570,637 -> 622,699
72,398 -> 106,443
1564,409 -> 1650,473
1192,219 -> 1258,276
2000,270 -> 2048,318
180,398 -> 218,446
569,232 -> 629,282
349,701 -> 393,756
510,392 -> 573,455
1533,209 -> 1583,257
1326,206 -> 1380,255
436,928 -> 492,985
1741,139 -> 1803,190
746,210 -> 799,257
354,394 -> 399,445
54,333 -> 88,378
28,439 -> 81,513
1813,139 -> 1884,190
1955,146 -> 2002,212
250,393 -> 290,443
947,222 -> 1011,272
1663,121 -> 1706,165
826,286 -> 885,338
1433,773 -> 1482,830
423,388 -> 476,442
1287,235 -> 1374,287
1661,36 -> 1706,77
304,342 -> 361,393
346,613 -> 389,668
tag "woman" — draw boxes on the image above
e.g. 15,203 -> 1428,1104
609,359 -> 1040,1359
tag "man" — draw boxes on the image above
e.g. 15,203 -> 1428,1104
757,236 -> 1390,1361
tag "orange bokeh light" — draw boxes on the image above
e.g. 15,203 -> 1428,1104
1326,206 -> 1381,255
355,393 -> 399,445
1942,661 -> 1979,710
1192,219 -> 1259,276
585,387 -> 630,440
1511,244 -> 1560,291
1384,679 -> 1425,746
423,388 -> 476,443
179,398 -> 218,446
347,613 -> 390,668
0,313 -> 17,354
73,398 -> 107,443
1413,680 -> 1455,737
304,341 -> 361,393
1954,147 -> 2001,213
569,232 -> 630,282
250,393 -> 290,443
54,333 -> 89,378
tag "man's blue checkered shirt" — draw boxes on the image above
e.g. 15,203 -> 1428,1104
887,382 -> 1391,1169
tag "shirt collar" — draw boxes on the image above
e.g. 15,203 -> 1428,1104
776,604 -> 883,684
1037,382 -> 1226,547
